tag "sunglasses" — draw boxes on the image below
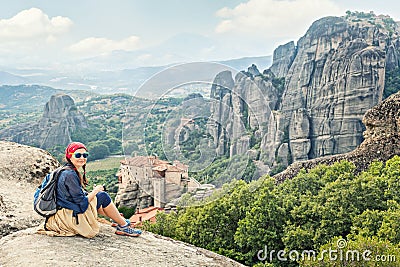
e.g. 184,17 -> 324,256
72,152 -> 89,159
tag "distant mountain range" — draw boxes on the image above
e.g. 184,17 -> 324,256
0,55 -> 271,95
0,84 -> 96,113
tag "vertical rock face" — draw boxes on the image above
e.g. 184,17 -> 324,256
38,94 -> 88,148
0,94 -> 87,149
207,71 -> 235,156
207,66 -> 280,158
207,13 -> 400,172
278,16 -> 388,162
40,94 -> 86,127
269,41 -> 296,78
274,90 -> 400,182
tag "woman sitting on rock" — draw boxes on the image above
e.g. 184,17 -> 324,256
37,141 -> 141,238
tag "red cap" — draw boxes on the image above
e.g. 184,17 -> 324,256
65,142 -> 87,159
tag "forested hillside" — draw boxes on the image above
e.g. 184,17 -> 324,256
146,157 -> 400,266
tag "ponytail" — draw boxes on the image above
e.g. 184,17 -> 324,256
82,164 -> 88,187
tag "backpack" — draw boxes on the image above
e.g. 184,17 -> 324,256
33,165 -> 72,217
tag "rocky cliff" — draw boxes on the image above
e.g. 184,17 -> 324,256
0,141 -> 244,267
274,89 -> 400,182
207,12 -> 400,173
0,94 -> 87,149
207,67 -> 280,158
0,141 -> 59,237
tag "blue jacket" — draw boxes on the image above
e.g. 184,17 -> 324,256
56,166 -> 89,215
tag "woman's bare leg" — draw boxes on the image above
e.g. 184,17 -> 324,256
98,202 -> 126,226
97,207 -> 106,216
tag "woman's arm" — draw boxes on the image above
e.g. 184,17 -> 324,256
64,172 -> 90,213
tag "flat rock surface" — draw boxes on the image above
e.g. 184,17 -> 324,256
0,226 -> 245,267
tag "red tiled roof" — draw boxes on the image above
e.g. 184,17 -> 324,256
121,156 -> 151,167
122,156 -> 188,173
136,206 -> 160,214
121,156 -> 169,167
129,206 -> 164,226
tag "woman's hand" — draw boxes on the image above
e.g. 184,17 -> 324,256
92,184 -> 104,194
88,184 -> 105,202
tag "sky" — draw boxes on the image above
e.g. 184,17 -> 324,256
0,0 -> 399,71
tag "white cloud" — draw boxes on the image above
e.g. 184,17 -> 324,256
0,8 -> 73,67
69,36 -> 141,56
0,8 -> 72,40
215,0 -> 343,38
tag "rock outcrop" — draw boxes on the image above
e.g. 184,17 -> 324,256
0,141 -> 59,237
269,41 -> 296,78
277,16 -> 387,162
116,177 -> 154,209
0,94 -> 87,149
0,141 -> 244,267
207,13 -> 400,173
274,89 -> 400,182
207,65 -> 280,158
0,141 -> 59,183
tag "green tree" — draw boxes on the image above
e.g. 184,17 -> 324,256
349,209 -> 386,239
384,67 -> 400,99
118,206 -> 136,219
279,162 -> 354,251
144,210 -> 179,237
87,142 -> 110,160
175,180 -> 254,258
383,156 -> 400,202
376,201 -> 400,244
104,138 -> 122,154
234,178 -> 286,266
